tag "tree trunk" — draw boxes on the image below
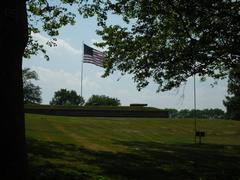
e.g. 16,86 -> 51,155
1,1 -> 28,179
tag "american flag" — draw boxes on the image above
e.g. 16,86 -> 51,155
83,44 -> 105,67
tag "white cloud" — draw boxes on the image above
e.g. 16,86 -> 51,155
32,67 -> 80,89
32,33 -> 49,44
96,71 -> 104,78
32,33 -> 82,56
55,38 -> 81,55
30,66 -> 102,103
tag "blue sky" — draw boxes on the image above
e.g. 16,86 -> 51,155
23,14 -> 228,111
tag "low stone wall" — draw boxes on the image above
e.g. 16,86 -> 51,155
25,108 -> 169,118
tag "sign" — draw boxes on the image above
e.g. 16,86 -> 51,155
195,131 -> 206,144
195,131 -> 205,137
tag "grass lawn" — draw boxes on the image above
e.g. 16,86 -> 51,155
25,114 -> 240,180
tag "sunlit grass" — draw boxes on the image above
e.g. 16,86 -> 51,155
25,114 -> 240,179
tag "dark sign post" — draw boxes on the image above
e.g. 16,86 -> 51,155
195,131 -> 205,144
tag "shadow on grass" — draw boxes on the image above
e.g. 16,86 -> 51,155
27,138 -> 240,180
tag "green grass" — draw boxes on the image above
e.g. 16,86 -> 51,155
25,114 -> 240,180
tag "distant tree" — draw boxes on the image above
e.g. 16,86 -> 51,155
176,108 -> 225,119
177,109 -> 191,118
50,89 -> 84,106
223,66 -> 240,120
85,95 -> 121,106
202,108 -> 226,119
189,109 -> 203,119
164,108 -> 178,118
23,68 -> 42,104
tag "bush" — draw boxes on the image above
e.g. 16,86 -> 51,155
85,95 -> 120,106
23,68 -> 42,104
50,89 -> 84,106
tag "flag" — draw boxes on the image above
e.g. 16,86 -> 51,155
83,44 -> 105,67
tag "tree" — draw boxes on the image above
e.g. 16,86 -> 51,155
79,0 -> 240,91
50,89 -> 84,106
85,95 -> 121,106
172,108 -> 225,119
23,68 -> 42,104
2,1 -> 28,179
223,65 -> 240,120
2,1 -> 80,179
177,109 -> 191,118
25,0 -> 78,60
201,108 -> 226,119
164,108 -> 178,118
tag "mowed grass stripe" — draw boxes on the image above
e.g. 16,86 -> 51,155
25,114 -> 240,180
25,114 -> 240,149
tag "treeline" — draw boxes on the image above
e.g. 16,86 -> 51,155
165,108 -> 226,119
49,89 -> 121,107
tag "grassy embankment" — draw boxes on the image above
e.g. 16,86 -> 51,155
26,113 -> 240,179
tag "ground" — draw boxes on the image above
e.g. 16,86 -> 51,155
25,114 -> 240,180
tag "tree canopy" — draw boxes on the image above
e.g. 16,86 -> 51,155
25,0 -> 240,91
85,95 -> 121,106
50,89 -> 84,106
165,108 -> 226,119
23,68 -> 42,104
25,0 -> 79,60
79,0 -> 240,91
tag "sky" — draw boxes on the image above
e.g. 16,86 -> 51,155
22,13 -> 228,111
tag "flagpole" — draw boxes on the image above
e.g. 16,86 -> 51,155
194,74 -> 197,144
80,42 -> 84,98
